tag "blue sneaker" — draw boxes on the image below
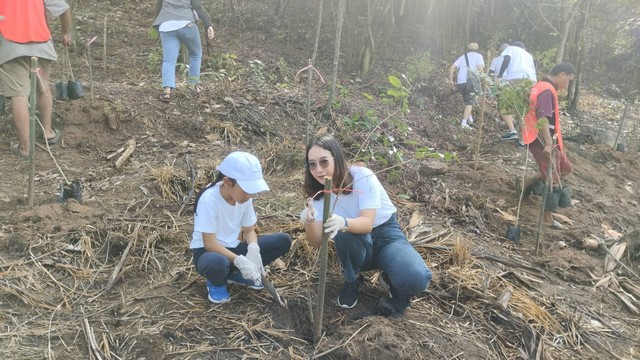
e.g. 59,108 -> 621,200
206,280 -> 230,304
227,271 -> 264,290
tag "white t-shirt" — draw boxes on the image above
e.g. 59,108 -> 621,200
500,46 -> 537,81
453,52 -> 485,84
310,166 -> 397,228
190,183 -> 257,249
159,20 -> 190,32
489,56 -> 504,79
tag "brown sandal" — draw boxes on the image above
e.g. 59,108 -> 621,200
161,89 -> 171,103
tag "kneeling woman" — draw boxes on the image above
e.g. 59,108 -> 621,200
300,135 -> 432,316
191,151 -> 291,304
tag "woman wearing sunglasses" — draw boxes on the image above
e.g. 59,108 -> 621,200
300,134 -> 432,317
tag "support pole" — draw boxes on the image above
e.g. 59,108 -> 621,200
314,177 -> 332,344
28,57 -> 39,207
535,145 -> 554,255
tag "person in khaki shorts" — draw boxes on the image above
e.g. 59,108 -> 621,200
0,0 -> 72,158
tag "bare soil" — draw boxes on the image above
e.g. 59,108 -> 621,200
1,2 -> 639,359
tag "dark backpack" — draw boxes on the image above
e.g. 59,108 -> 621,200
464,53 -> 482,95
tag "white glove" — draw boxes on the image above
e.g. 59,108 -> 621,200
300,205 -> 318,224
246,243 -> 265,276
324,214 -> 347,238
233,255 -> 261,286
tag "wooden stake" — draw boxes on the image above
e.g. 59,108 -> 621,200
535,146 -> 554,255
314,177 -> 332,344
28,57 -> 38,207
103,15 -> 107,73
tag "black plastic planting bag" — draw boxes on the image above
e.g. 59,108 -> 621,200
67,80 -> 84,100
55,81 -> 69,101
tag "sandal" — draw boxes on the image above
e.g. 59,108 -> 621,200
45,128 -> 62,145
10,143 -> 29,159
188,83 -> 203,95
161,89 -> 171,103
545,220 -> 567,230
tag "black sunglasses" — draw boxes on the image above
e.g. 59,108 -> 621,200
306,157 -> 334,171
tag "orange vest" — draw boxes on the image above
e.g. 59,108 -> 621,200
522,80 -> 564,151
0,0 -> 51,44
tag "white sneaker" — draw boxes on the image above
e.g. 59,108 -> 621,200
461,122 -> 472,129
467,115 -> 474,125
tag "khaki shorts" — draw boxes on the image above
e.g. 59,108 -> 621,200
0,56 -> 52,98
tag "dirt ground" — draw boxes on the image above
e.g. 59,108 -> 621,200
1,2 -> 640,360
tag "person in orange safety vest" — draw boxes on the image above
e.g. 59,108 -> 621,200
520,62 -> 576,229
0,0 -> 72,158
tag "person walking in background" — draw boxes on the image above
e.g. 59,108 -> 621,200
488,43 -> 510,80
300,134 -> 432,317
520,63 -> 575,228
153,0 -> 215,103
0,0 -> 71,158
448,43 -> 485,129
190,151 -> 292,304
496,41 -> 537,141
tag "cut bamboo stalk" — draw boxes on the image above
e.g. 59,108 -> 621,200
28,57 -> 38,207
314,177 -> 332,344
535,146 -> 554,255
103,16 -> 107,73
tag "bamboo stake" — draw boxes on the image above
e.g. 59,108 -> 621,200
87,36 -> 98,100
314,177 -> 332,344
103,16 -> 107,73
535,146 -> 554,255
28,57 -> 38,207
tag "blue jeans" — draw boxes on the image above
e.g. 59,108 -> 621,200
192,233 -> 292,286
159,23 -> 202,89
333,213 -> 432,298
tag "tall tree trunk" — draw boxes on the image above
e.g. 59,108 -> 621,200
312,0 -> 323,63
569,0 -> 590,112
358,0 -> 375,78
557,0 -> 584,63
325,0 -> 347,116
464,0 -> 473,47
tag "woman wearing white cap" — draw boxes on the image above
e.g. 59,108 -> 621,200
190,151 -> 292,304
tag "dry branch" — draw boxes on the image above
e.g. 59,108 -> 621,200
114,139 -> 136,169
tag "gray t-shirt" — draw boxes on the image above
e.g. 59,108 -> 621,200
0,0 -> 70,65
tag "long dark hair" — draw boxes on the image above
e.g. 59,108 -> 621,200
193,172 -> 236,215
303,134 -> 353,200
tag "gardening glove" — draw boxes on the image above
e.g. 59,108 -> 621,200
233,255 -> 261,286
299,203 -> 318,224
246,243 -> 265,276
324,214 -> 347,238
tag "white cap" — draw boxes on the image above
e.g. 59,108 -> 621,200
217,151 -> 269,194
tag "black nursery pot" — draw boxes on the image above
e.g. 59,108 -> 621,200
67,80 -> 84,100
58,179 -> 83,203
545,191 -> 560,211
557,187 -> 572,208
55,81 -> 69,101
0,94 -> 5,115
506,225 -> 521,245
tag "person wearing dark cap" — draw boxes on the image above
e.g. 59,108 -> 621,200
496,41 -> 537,141
448,43 -> 485,129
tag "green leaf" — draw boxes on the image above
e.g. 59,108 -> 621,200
388,75 -> 403,89
387,89 -> 407,98
362,92 -> 374,101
